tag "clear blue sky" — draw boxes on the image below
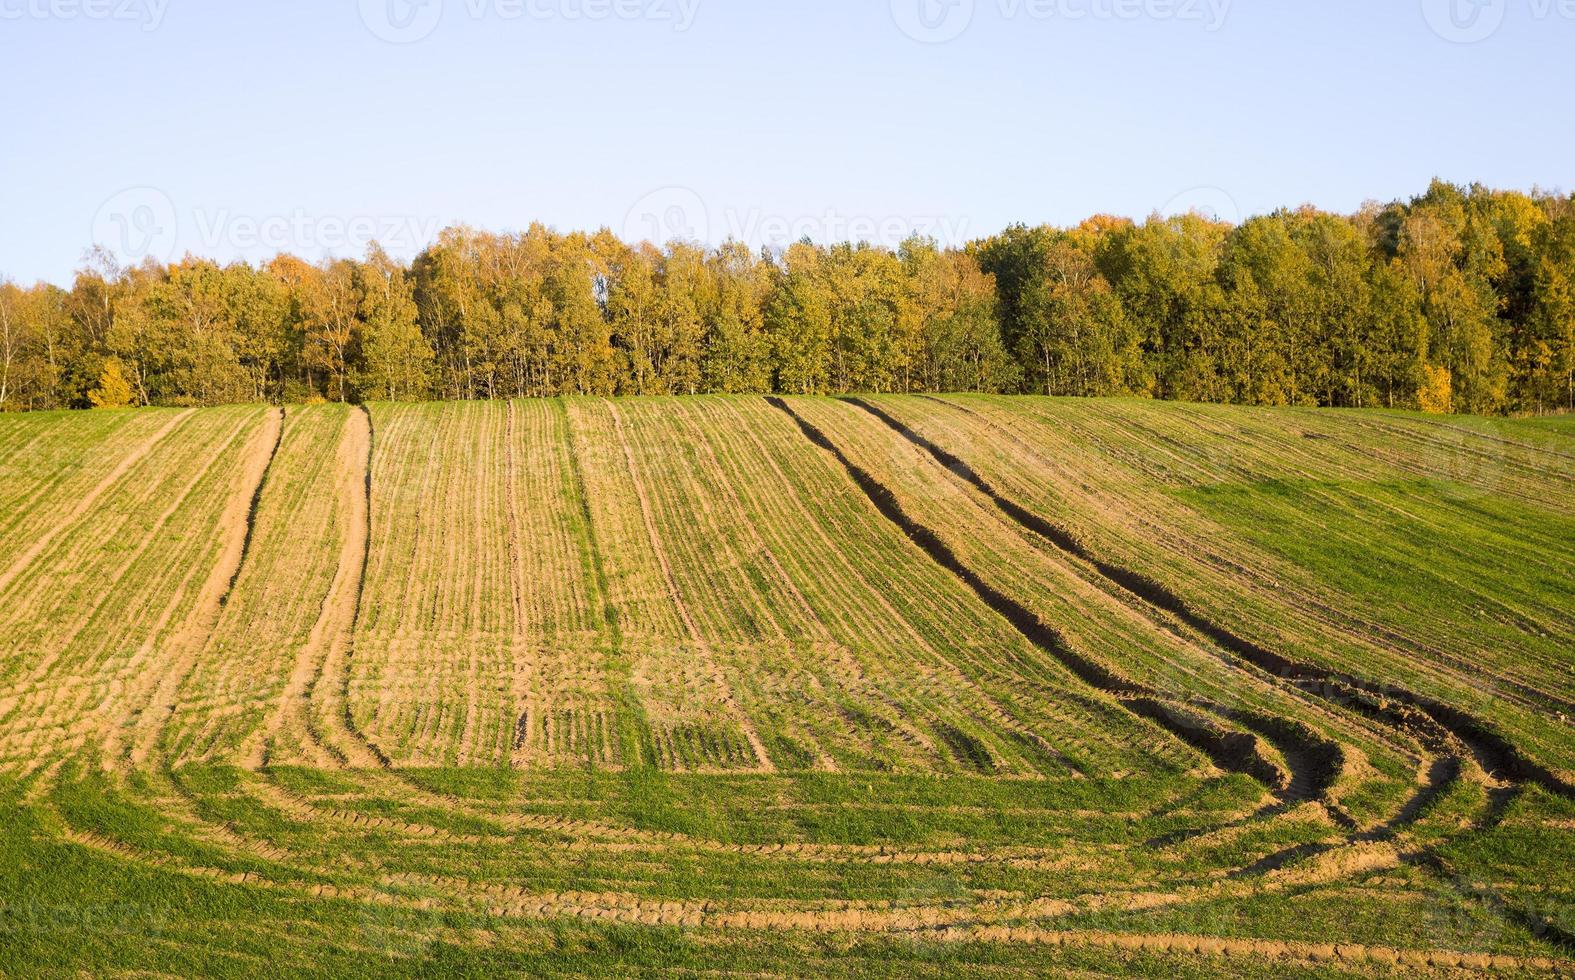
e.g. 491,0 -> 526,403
2,0 -> 1571,285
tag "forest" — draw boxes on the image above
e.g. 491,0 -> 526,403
2,180 -> 1571,416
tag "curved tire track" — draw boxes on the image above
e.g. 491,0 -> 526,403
897,396 -> 1572,799
767,398 -> 1304,806
854,394 -> 1575,948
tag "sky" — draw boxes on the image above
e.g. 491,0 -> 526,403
1,0 -> 1571,285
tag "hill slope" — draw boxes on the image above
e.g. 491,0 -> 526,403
1,396 -> 1572,976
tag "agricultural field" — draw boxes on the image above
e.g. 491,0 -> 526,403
0,395 -> 1571,977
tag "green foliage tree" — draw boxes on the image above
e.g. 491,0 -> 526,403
701,241 -> 773,394
225,262 -> 292,402
766,243 -> 833,395
356,244 -> 433,401
901,238 -> 1016,393
1093,212 -> 1231,401
551,233 -> 616,397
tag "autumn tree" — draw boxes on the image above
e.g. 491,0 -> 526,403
0,283 -> 75,409
298,259 -> 361,402
551,233 -> 616,396
605,240 -> 663,394
411,228 -> 490,399
1525,208 -> 1575,411
654,242 -> 707,395
0,281 -> 22,410
1395,182 -> 1509,414
88,358 -> 135,408
491,226 -> 557,398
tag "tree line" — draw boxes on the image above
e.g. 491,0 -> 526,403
2,180 -> 1571,416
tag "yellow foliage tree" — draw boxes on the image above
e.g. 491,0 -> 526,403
88,358 -> 136,408
1417,363 -> 1453,414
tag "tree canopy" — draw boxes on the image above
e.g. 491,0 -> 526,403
2,181 -> 1570,415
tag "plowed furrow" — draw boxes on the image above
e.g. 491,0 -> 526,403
606,400 -> 774,773
0,409 -> 195,600
248,410 -> 373,769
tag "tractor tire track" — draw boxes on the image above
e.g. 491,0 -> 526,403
904,396 -> 1573,801
846,398 -> 1373,809
287,405 -> 389,769
768,398 -> 1299,806
247,409 -> 374,770
47,810 -> 1575,974
329,406 -> 391,768
44,817 -> 1575,973
715,399 -> 1047,774
122,408 -> 283,769
868,394 -> 1575,948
